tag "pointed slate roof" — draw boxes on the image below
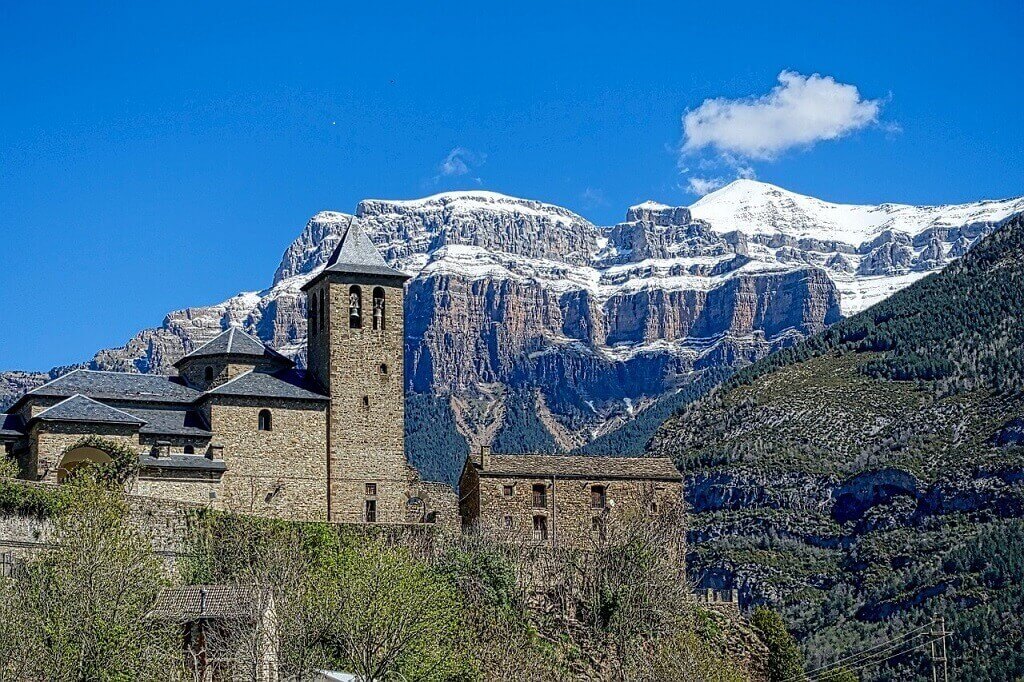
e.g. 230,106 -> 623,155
32,394 -> 145,427
302,218 -> 408,290
174,326 -> 292,368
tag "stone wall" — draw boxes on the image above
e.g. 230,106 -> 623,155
135,470 -> 221,507
178,358 -> 285,391
468,473 -> 682,550
207,396 -> 328,520
0,481 -> 198,569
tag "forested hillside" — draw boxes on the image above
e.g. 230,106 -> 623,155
650,213 -> 1024,681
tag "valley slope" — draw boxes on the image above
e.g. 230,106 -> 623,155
649,213 -> 1024,681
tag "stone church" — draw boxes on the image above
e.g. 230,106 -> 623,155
0,220 -> 454,525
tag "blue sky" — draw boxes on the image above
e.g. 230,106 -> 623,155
1,0 -> 1022,371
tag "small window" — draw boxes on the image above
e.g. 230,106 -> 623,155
379,363 -> 389,376
204,366 -> 214,382
532,484 -> 547,509
503,485 -> 513,498
650,501 -> 659,513
258,409 -> 273,431
364,499 -> 377,523
362,396 -> 370,409
532,515 -> 548,541
183,445 -> 195,455
372,287 -> 385,330
349,285 -> 362,329
591,485 -> 607,509
503,515 -> 513,529
365,482 -> 377,496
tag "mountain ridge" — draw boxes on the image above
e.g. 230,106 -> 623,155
2,182 -> 1021,475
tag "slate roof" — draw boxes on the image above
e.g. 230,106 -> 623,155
148,585 -> 265,620
303,218 -> 409,288
131,408 -> 212,437
33,394 -> 145,426
205,369 -> 328,402
0,413 -> 24,439
477,454 -> 681,481
138,453 -> 226,472
18,369 -> 200,406
175,326 -> 292,368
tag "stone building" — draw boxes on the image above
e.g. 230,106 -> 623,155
458,446 -> 682,549
0,219 -> 451,525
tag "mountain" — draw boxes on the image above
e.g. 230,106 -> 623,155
2,182 -> 1022,482
649,213 -> 1024,681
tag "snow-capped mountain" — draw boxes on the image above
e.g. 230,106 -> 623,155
3,181 -> 1022,458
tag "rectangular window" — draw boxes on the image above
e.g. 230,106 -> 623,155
364,499 -> 377,523
532,484 -> 547,509
503,515 -> 513,529
503,485 -> 513,497
532,515 -> 548,542
365,483 -> 377,496
591,485 -> 607,509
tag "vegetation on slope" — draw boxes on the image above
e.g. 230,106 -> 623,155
0,481 -> 771,680
651,213 -> 1024,681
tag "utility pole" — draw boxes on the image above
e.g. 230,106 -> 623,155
930,616 -> 949,682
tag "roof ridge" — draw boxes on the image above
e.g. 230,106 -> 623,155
25,367 -> 84,396
35,393 -> 146,424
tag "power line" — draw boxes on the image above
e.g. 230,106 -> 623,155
802,634 -> 933,681
783,623 -> 933,682
807,635 -> 949,681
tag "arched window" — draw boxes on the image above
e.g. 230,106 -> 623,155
372,287 -> 385,330
258,409 -> 273,432
204,366 -> 214,382
183,445 -> 195,455
319,289 -> 326,331
349,286 -> 362,329
309,293 -> 318,331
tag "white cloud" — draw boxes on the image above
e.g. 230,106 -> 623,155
686,177 -> 727,196
682,71 -> 882,161
437,146 -> 485,178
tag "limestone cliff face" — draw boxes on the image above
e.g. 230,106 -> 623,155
3,182 -> 1020,453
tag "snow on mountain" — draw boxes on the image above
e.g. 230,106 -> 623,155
690,178 -> 1024,245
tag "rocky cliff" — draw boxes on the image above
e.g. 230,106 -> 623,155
3,182 -> 1022,464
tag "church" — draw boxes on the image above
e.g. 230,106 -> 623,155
0,220 -> 455,525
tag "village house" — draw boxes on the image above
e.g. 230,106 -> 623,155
458,446 -> 682,549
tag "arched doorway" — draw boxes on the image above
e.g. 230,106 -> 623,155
57,446 -> 113,483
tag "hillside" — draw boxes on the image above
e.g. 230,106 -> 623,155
650,213 -> 1024,680
2,182 -> 1021,484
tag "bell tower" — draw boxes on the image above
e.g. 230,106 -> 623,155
302,218 -> 412,523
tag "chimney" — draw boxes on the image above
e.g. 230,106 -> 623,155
478,445 -> 491,470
